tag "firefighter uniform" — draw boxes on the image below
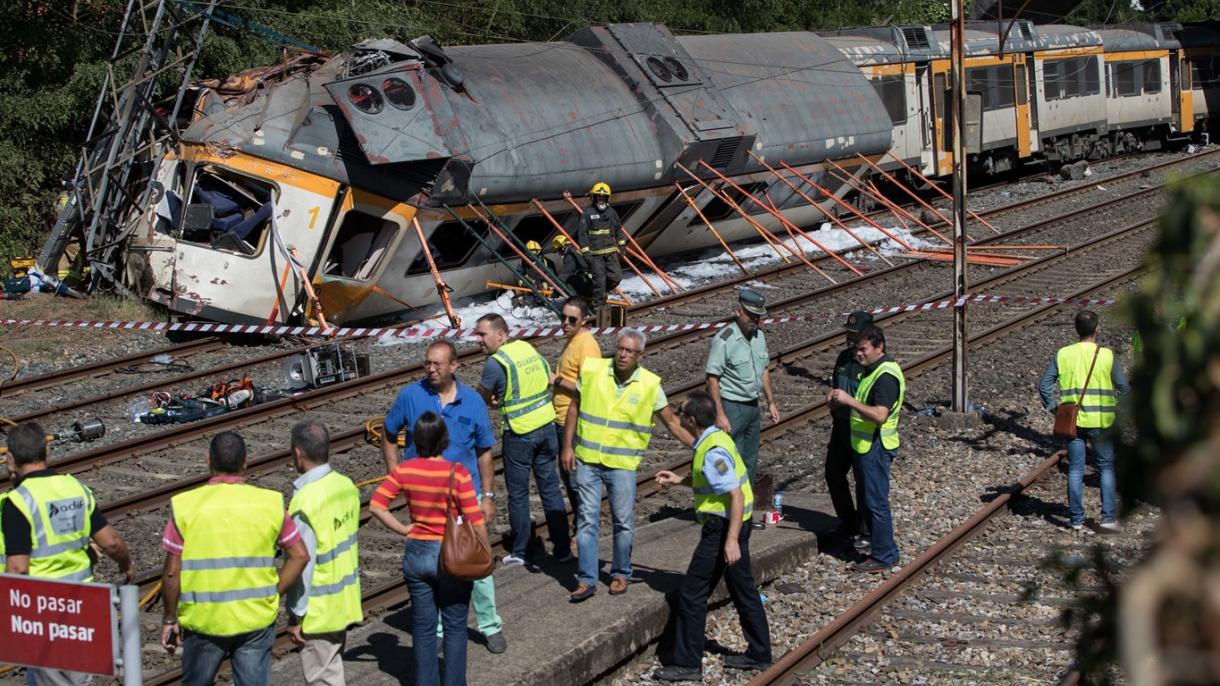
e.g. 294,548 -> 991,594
576,186 -> 625,308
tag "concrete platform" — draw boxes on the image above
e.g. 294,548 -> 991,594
273,492 -> 834,685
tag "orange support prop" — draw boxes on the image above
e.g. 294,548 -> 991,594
826,160 -> 953,246
468,204 -> 567,296
560,193 -> 680,294
288,247 -> 331,332
265,260 -> 295,325
677,162 -> 836,283
697,160 -> 863,276
412,217 -> 461,328
675,182 -> 749,276
881,151 -> 1001,234
529,199 -> 633,304
779,161 -> 916,253
746,152 -> 892,267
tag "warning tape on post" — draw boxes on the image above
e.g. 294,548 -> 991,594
0,293 -> 1118,341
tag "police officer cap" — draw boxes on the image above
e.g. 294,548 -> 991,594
843,310 -> 874,332
738,288 -> 766,316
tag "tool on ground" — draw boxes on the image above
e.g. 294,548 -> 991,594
282,343 -> 364,390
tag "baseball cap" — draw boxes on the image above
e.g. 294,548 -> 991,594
738,288 -> 766,316
843,310 -> 873,332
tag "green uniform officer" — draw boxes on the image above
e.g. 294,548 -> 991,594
705,288 -> 779,487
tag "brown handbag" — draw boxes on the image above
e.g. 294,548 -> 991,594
439,464 -> 495,581
1053,346 -> 1101,441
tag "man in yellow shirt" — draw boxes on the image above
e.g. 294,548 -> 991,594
550,296 -> 603,517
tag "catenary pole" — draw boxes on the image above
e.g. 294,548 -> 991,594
120,584 -> 142,686
951,0 -> 969,412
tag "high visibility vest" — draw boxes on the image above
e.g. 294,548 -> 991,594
574,357 -> 661,471
173,483 -> 284,635
850,360 -> 905,453
287,470 -> 363,634
1056,341 -> 1116,429
491,340 -> 556,434
8,475 -> 95,582
692,430 -> 753,522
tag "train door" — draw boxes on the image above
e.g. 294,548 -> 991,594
915,64 -> 933,174
930,60 -> 953,176
1172,51 -> 1194,133
1013,55 -> 1034,157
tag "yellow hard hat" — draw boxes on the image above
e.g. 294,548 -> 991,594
590,182 -> 611,197
551,234 -> 569,250
526,240 -> 541,253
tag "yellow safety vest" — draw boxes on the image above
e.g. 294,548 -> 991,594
8,475 -> 95,583
287,469 -> 363,634
173,483 -> 284,635
1056,341 -> 1116,429
574,357 -> 661,470
692,430 -> 753,522
850,360 -> 905,453
492,339 -> 556,434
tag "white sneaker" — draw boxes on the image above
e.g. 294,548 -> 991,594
1071,523 -> 1084,531
1099,521 -> 1121,533
501,554 -> 526,568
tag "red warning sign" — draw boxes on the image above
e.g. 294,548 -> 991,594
0,574 -> 117,676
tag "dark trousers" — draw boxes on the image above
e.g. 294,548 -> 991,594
587,252 -> 622,305
181,625 -> 274,686
825,419 -> 866,536
855,443 -> 899,566
671,517 -> 771,669
503,425 -> 571,557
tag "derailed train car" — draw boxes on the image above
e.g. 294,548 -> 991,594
129,24 -> 893,325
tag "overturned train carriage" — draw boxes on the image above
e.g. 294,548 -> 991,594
125,23 -> 893,325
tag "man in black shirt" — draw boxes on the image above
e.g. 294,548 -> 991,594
826,311 -> 871,552
827,326 -> 904,573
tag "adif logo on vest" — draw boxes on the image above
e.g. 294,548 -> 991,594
626,394 -> 640,405
47,498 -> 85,536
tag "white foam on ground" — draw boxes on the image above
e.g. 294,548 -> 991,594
377,224 -> 935,346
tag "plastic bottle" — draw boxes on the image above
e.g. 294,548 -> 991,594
772,491 -> 783,521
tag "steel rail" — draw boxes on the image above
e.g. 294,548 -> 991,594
0,336 -> 224,397
748,449 -> 1069,685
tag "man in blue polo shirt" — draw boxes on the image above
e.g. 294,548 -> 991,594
381,339 -> 507,654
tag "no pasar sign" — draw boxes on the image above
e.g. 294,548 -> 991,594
0,574 -> 117,676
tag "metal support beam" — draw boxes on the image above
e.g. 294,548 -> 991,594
951,0 -> 970,413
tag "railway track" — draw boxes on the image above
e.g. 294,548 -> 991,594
0,152 -> 1199,683
2,148 -> 1213,430
136,201 -> 1153,683
751,452 -> 1156,685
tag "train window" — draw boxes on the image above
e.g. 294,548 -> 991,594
497,212 -> 573,257
1191,60 -> 1203,89
966,66 -> 1013,111
870,76 -> 907,125
181,166 -> 276,257
612,200 -> 644,225
1015,64 -> 1028,106
691,182 -> 769,224
664,57 -> 689,81
348,83 -> 383,114
1181,60 -> 1192,90
1143,60 -> 1162,94
1043,61 -> 1064,100
382,78 -> 416,110
1043,57 -> 1099,101
647,57 -> 673,83
1112,61 -> 1141,97
323,210 -> 397,281
1081,58 -> 1101,96
407,218 -> 488,274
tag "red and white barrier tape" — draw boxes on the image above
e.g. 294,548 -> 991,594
0,293 -> 1118,340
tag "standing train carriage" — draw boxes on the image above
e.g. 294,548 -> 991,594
124,24 -> 894,326
1177,23 -> 1220,139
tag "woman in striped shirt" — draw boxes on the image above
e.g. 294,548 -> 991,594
371,411 -> 488,686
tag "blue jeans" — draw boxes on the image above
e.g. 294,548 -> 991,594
575,460 -> 637,586
181,624 -> 274,686
403,539 -> 472,686
1067,427 -> 1117,527
503,425 -> 571,558
855,443 -> 899,566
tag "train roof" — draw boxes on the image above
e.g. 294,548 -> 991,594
1176,22 -> 1220,49
1091,23 -> 1182,51
818,26 -> 946,64
932,22 -> 1102,55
